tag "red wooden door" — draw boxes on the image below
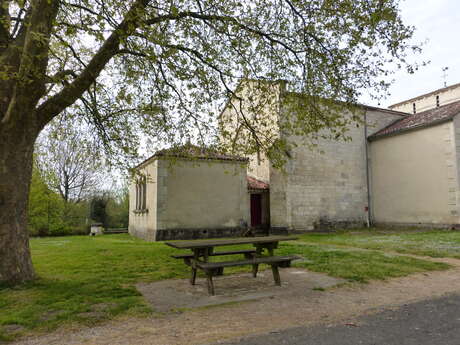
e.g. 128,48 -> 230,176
250,194 -> 262,227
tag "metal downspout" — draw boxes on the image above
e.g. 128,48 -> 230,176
364,112 -> 372,227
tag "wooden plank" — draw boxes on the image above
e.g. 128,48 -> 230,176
165,236 -> 298,249
196,255 -> 301,269
172,249 -> 256,259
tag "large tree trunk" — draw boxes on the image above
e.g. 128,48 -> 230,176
0,118 -> 37,285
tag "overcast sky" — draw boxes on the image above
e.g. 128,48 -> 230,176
376,0 -> 460,107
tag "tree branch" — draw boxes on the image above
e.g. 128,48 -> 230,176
145,11 -> 305,55
36,0 -> 151,128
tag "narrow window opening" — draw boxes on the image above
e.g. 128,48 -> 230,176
135,177 -> 147,212
135,181 -> 140,210
412,103 -> 416,114
436,95 -> 440,107
142,176 -> 147,209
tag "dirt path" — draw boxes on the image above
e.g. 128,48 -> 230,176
12,255 -> 460,345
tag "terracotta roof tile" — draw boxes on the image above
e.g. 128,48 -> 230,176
247,176 -> 269,190
369,100 -> 460,140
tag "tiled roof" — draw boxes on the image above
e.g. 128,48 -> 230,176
135,144 -> 248,169
370,100 -> 460,140
247,176 -> 269,190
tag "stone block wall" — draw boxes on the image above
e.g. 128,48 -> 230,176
285,126 -> 368,231
270,108 -> 403,232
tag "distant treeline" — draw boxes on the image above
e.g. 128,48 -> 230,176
28,168 -> 129,236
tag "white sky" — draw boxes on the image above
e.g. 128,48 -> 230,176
373,0 -> 460,107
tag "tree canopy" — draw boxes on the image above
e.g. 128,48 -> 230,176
1,0 -> 419,159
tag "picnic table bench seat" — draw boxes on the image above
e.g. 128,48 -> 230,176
197,255 -> 302,295
196,255 -> 300,270
171,249 -> 256,265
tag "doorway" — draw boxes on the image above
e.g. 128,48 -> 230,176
250,193 -> 262,227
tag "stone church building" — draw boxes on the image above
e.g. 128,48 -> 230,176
129,81 -> 460,241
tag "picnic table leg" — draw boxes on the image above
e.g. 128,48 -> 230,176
190,267 -> 197,285
190,248 -> 201,285
206,272 -> 215,295
252,245 -> 264,277
271,264 -> 281,286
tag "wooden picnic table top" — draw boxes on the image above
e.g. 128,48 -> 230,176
164,235 -> 298,249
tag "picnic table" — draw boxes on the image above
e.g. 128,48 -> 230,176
165,236 -> 300,295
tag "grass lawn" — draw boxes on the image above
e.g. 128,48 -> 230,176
0,233 -> 451,341
296,228 -> 460,258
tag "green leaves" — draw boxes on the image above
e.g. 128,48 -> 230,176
170,5 -> 179,16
